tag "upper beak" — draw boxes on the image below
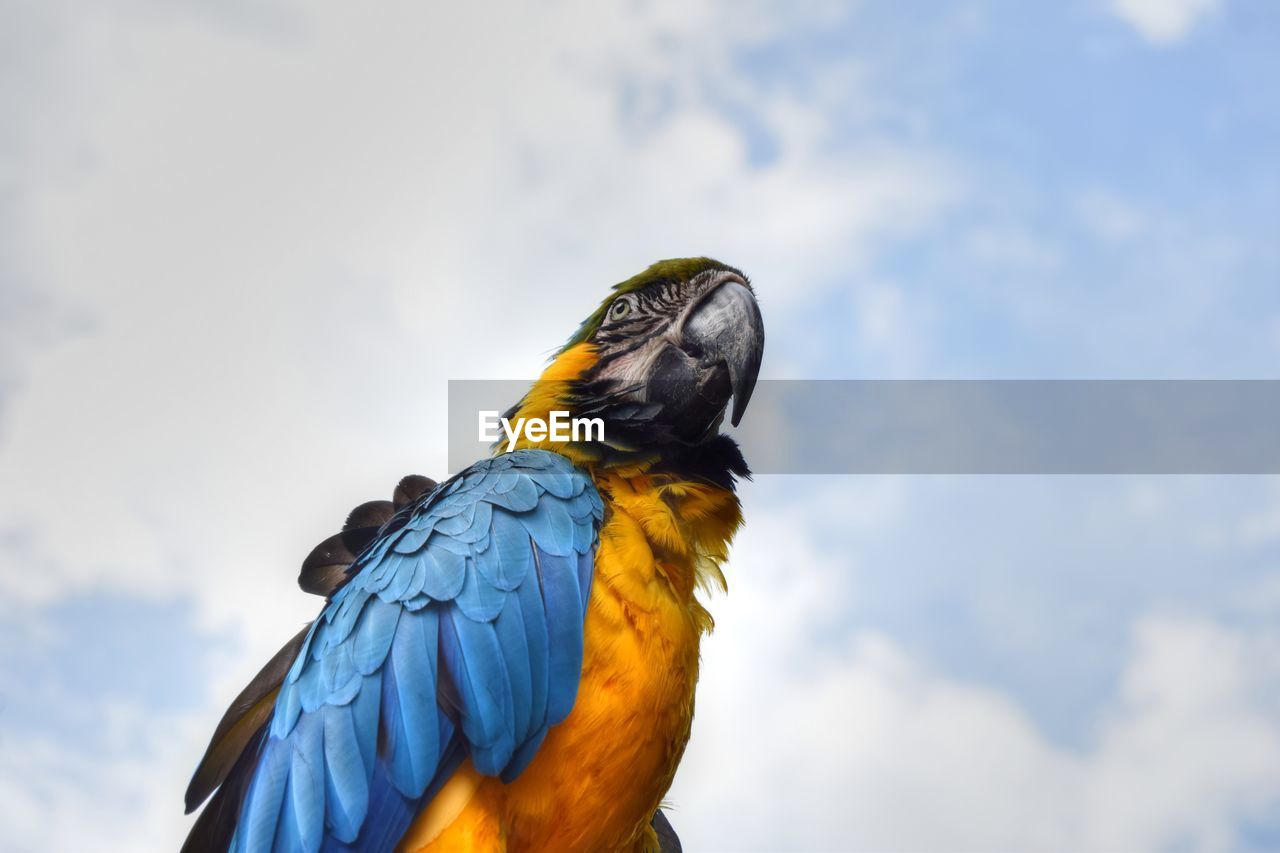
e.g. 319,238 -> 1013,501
682,280 -> 765,427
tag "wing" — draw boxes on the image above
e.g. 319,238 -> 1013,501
224,449 -> 601,853
184,476 -> 438,830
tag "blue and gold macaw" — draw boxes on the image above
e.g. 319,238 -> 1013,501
183,258 -> 764,852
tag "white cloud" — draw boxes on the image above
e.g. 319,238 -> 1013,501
1108,0 -> 1223,46
1238,481 -> 1280,548
1075,187 -> 1146,243
1240,502 -> 1280,547
668,489 -> 1280,850
965,225 -> 1062,271
0,702 -> 204,853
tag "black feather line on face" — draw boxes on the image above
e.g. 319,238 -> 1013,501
593,324 -> 660,351
590,331 -> 654,367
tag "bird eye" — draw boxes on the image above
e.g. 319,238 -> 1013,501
609,298 -> 633,321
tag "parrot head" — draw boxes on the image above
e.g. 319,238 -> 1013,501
571,257 -> 763,441
509,258 -> 764,462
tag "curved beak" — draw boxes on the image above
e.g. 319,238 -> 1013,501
682,280 -> 765,427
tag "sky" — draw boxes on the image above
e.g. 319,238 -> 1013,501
1,0 -> 1279,850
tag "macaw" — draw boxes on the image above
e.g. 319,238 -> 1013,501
182,258 -> 765,852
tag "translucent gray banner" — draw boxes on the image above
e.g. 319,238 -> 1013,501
447,380 -> 1280,475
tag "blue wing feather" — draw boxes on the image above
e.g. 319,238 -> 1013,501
231,450 -> 601,852
418,548 -> 465,599
499,726 -> 548,784
576,551 -> 594,613
535,547 -> 586,723
493,592 -> 534,742
513,569 -> 550,731
454,557 -> 508,622
474,510 -> 531,591
289,717 -> 325,853
237,741 -> 289,853
522,506 -> 576,557
384,609 -> 440,796
484,475 -> 540,512
273,778 -> 304,853
442,608 -> 515,772
322,705 -> 368,842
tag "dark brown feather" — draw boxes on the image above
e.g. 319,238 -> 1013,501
297,477 -> 437,599
298,527 -> 381,597
181,725 -> 267,853
297,561 -> 351,599
344,499 -> 395,532
184,624 -> 310,814
393,474 -> 437,509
